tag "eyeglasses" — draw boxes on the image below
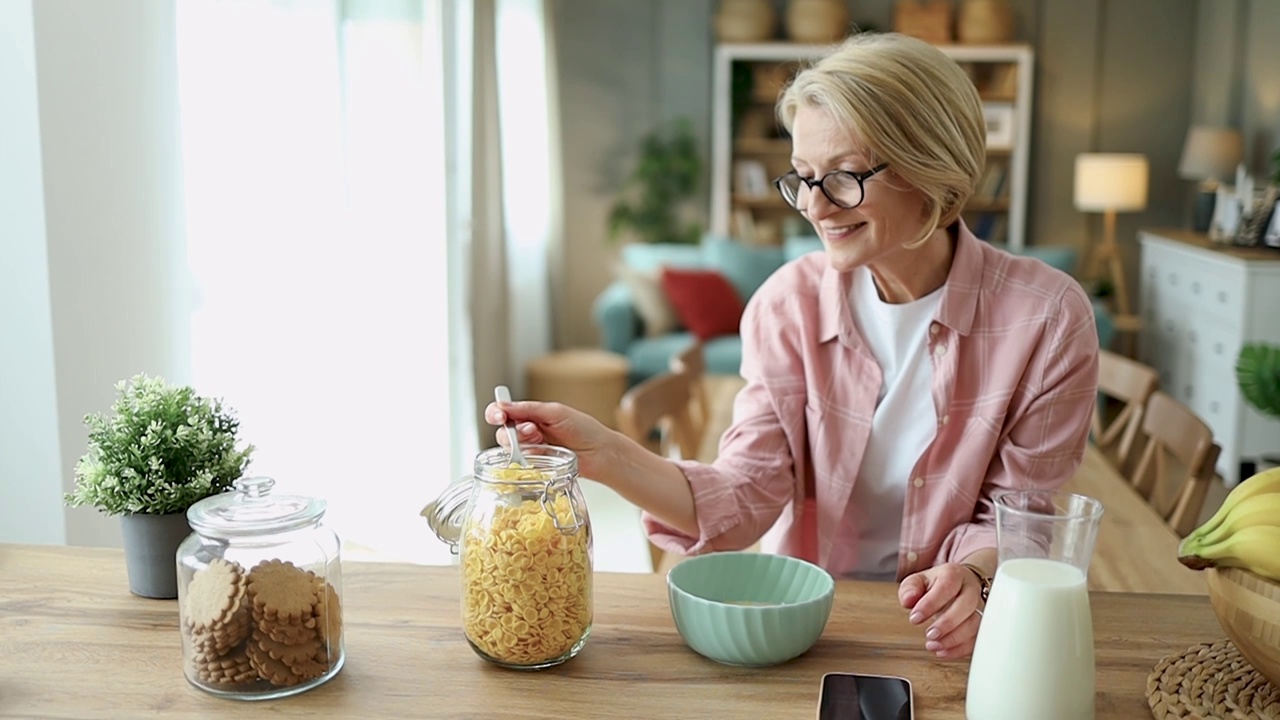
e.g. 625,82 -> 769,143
773,163 -> 889,210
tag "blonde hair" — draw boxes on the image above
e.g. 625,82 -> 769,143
777,32 -> 986,247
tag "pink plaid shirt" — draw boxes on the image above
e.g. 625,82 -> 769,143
643,224 -> 1100,580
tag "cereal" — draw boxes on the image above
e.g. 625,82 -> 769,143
460,493 -> 592,666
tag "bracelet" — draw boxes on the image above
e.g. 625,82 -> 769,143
962,563 -> 992,605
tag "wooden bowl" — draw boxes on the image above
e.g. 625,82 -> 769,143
1206,567 -> 1280,687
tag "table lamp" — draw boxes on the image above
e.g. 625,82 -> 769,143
1178,126 -> 1243,233
1074,153 -> 1149,330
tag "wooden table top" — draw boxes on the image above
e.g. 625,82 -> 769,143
700,374 -> 1210,596
0,544 -> 1226,719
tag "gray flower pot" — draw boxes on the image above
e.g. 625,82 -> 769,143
120,512 -> 193,599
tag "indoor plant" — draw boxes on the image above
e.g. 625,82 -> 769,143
1236,342 -> 1280,471
65,374 -> 254,598
608,118 -> 703,245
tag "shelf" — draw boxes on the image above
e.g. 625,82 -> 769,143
967,197 -> 1008,211
732,193 -> 787,208
735,138 -> 791,154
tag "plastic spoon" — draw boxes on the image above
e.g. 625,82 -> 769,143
494,385 -> 529,467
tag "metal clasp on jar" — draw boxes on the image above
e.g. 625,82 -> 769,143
539,477 -> 584,534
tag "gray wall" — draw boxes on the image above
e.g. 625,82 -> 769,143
553,0 -> 1204,348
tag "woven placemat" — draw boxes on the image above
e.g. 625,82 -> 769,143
1147,639 -> 1280,719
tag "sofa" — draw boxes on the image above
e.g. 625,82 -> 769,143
594,235 -> 1115,385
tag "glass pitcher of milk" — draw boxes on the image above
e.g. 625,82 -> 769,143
965,489 -> 1104,720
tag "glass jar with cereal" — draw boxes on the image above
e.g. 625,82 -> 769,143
176,476 -> 343,699
423,445 -> 593,670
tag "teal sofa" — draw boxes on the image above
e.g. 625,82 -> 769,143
594,235 -> 1114,385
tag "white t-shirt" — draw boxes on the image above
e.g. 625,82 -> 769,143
846,266 -> 942,578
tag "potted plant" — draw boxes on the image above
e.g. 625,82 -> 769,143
65,374 -> 254,598
1237,342 -> 1280,471
608,118 -> 703,245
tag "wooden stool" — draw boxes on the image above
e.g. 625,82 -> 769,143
525,349 -> 630,429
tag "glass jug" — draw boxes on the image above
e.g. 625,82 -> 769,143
423,445 -> 593,670
966,489 -> 1103,720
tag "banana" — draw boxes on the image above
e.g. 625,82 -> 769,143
1184,466 -> 1280,543
1180,524 -> 1280,582
1196,493 -> 1280,548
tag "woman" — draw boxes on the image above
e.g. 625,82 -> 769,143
486,32 -> 1098,660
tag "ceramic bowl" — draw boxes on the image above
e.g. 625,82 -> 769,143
666,551 -> 835,667
1206,566 -> 1280,687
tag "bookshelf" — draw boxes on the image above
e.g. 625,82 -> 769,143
710,42 -> 1034,251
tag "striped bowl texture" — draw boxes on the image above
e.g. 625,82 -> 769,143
666,551 -> 835,667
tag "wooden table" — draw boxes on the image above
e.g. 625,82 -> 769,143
701,375 -> 1209,596
0,544 -> 1225,719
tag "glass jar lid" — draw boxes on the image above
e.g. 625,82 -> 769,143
187,476 -> 327,538
421,478 -> 473,549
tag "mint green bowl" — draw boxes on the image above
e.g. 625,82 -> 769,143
666,552 -> 835,667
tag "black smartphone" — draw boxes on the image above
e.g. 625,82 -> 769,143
816,672 -> 915,720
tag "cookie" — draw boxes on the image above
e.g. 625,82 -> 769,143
194,646 -> 256,687
185,559 -> 247,634
246,560 -> 320,623
252,607 -> 319,645
252,626 -> 322,668
315,582 -> 343,646
247,641 -> 304,687
190,601 -> 250,658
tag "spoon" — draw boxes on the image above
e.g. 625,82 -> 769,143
494,385 -> 528,467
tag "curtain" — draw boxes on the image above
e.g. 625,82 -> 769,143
175,0 -> 561,563
468,0 -> 561,440
176,0 -> 477,564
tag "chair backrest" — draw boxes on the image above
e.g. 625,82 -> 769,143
669,342 -> 710,459
617,369 -> 700,463
1129,391 -> 1220,537
1093,350 -> 1160,475
616,370 -> 700,573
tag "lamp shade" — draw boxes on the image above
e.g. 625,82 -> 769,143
1074,154 -> 1149,212
1178,126 -> 1243,182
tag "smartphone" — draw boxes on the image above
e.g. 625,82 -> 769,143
817,672 -> 915,720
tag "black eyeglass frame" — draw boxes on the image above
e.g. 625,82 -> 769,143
773,162 -> 890,210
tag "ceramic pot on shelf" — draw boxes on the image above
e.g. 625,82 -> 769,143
714,0 -> 776,44
786,0 -> 850,45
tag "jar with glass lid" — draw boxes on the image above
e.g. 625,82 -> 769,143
176,476 -> 344,699
424,444 -> 593,670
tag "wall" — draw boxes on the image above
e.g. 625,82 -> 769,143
0,0 -> 191,547
553,0 -> 1199,347
0,0 -> 65,545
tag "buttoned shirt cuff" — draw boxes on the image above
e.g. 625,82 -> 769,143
641,459 -> 744,556
938,522 -> 998,567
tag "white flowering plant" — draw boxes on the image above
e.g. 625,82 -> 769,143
65,374 -> 255,516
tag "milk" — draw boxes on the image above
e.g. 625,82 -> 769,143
965,558 -> 1095,720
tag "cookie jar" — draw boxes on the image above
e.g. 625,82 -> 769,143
423,445 -> 593,670
176,476 -> 344,699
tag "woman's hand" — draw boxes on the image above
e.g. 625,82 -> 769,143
897,562 -> 985,660
484,400 -> 620,481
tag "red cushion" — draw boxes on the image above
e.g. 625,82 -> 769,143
659,267 -> 745,341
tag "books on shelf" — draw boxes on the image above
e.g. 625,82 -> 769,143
975,159 -> 1008,201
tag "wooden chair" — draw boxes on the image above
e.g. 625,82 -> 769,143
1129,391 -> 1221,537
669,342 -> 710,459
1093,349 -> 1160,475
616,370 -> 700,573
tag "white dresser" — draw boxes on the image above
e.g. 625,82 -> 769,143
1138,229 -> 1280,486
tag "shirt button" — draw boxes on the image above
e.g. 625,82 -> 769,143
940,414 -> 949,425
929,322 -> 939,336
934,344 -> 947,358
907,551 -> 919,563
913,477 -> 924,488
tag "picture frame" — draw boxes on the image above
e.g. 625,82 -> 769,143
982,103 -> 1015,151
1263,200 -> 1280,248
734,159 -> 771,198
1235,187 -> 1278,247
